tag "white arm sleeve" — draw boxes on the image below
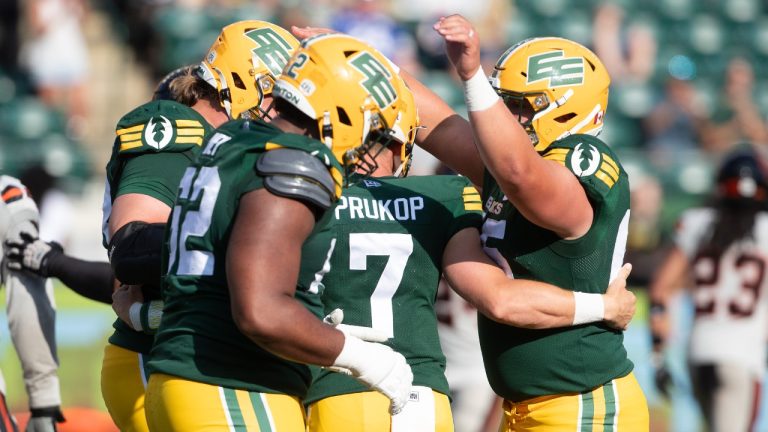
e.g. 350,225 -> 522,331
0,176 -> 61,408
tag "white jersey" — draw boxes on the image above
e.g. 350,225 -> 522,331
676,207 -> 768,375
435,278 -> 497,432
0,175 -> 61,408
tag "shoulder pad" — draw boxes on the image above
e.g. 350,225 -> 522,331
257,148 -> 336,210
114,100 -> 211,156
542,134 -> 624,197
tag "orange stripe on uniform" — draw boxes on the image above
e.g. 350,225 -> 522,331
1,187 -> 22,203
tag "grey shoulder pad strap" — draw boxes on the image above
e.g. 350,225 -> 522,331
256,148 -> 336,210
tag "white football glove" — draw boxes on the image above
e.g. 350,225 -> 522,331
323,308 -> 389,342
324,308 -> 413,415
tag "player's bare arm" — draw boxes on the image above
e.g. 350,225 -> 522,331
443,228 -> 635,329
435,15 -> 593,239
227,188 -> 345,365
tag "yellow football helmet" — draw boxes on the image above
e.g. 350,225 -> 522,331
391,82 -> 419,177
273,34 -> 406,180
491,37 -> 611,152
199,20 -> 299,120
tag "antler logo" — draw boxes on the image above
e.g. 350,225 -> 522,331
527,50 -> 584,88
570,143 -> 600,177
144,116 -> 173,150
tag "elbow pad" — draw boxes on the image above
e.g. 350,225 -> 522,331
256,148 -> 336,211
108,221 -> 165,285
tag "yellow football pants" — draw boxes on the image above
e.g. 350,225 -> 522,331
307,386 -> 453,432
145,373 -> 306,431
498,372 -> 649,432
100,343 -> 150,432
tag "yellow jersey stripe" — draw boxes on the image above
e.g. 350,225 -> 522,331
463,187 -> 478,195
119,132 -> 142,142
602,153 -> 619,173
119,141 -> 143,151
266,142 -> 284,151
176,128 -> 205,136
544,156 -> 567,166
116,124 -> 144,136
176,119 -> 202,128
595,170 -> 616,188
465,203 -> 483,211
600,161 -> 620,181
176,136 -> 203,145
544,148 -> 570,156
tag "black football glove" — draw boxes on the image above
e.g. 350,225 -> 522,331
25,406 -> 65,432
651,352 -> 673,399
4,231 -> 63,277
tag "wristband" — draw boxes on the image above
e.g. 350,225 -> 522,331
572,292 -> 604,325
463,66 -> 500,112
128,302 -> 144,332
140,300 -> 164,333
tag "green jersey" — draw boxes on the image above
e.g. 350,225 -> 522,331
302,175 -> 483,404
102,100 -> 212,354
478,134 -> 633,401
147,119 -> 342,397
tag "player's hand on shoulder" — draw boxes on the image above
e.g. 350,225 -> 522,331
603,263 -> 636,330
4,231 -> 63,277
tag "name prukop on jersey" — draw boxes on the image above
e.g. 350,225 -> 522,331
334,195 -> 425,221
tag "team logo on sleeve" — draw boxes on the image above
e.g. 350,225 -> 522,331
551,142 -> 621,188
570,143 -> 600,177
144,116 -> 173,150
527,50 -> 584,87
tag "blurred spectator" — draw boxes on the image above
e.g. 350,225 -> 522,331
330,0 -> 420,74
20,0 -> 90,137
18,164 -> 75,245
624,170 -> 669,287
643,77 -> 707,159
436,278 -> 500,432
701,57 -> 768,155
0,0 -> 21,75
592,2 -> 657,85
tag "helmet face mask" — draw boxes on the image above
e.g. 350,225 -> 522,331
273,34 -> 406,184
491,37 -> 610,153
199,20 -> 299,120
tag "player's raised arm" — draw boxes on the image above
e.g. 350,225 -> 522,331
290,24 -> 485,188
435,15 -> 595,239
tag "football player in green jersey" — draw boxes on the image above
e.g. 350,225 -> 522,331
292,69 -> 637,430
390,14 -> 648,431
144,34 -> 417,431
100,20 -> 300,432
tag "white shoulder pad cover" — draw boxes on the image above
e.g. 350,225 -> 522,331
256,148 -> 336,210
